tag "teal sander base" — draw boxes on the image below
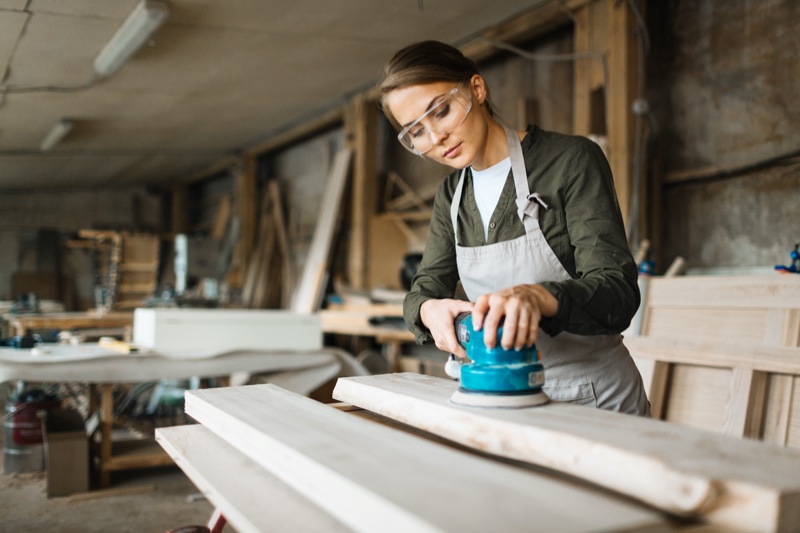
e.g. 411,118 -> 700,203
449,313 -> 550,408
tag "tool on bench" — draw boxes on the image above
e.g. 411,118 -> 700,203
444,312 -> 549,408
775,242 -> 799,274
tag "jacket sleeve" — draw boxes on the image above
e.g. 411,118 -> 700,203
539,139 -> 640,336
403,183 -> 460,344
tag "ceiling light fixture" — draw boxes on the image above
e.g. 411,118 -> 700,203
39,119 -> 74,152
93,0 -> 170,78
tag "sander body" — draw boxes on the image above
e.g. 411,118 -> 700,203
447,312 -> 549,408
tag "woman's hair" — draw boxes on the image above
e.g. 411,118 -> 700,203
379,40 -> 495,128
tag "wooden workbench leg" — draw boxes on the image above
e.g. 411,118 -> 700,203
100,384 -> 114,488
88,383 -> 98,415
382,341 -> 402,373
208,508 -> 227,533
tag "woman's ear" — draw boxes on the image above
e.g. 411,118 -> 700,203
470,74 -> 487,105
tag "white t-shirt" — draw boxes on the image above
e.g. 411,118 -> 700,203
471,157 -> 511,240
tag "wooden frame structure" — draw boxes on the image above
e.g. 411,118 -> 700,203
626,275 -> 800,446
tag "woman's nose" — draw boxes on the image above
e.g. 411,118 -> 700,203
429,130 -> 448,145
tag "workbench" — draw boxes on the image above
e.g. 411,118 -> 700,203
3,311 -> 134,338
159,374 -> 800,533
0,344 -> 362,488
320,305 -> 415,372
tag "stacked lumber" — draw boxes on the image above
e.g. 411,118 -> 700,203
174,383 -> 670,533
625,275 -> 800,446
333,373 -> 800,533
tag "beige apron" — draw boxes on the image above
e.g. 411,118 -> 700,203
450,126 -> 649,416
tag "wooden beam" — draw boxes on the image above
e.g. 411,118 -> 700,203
572,4 -> 591,136
291,148 -> 352,314
625,337 -> 800,375
460,0 -> 590,63
184,384 -> 667,533
607,0 -> 639,225
346,94 -> 378,290
231,157 -> 257,289
645,276 -> 800,310
763,375 -> 796,447
333,373 -> 800,532
246,107 -> 344,157
722,368 -> 768,439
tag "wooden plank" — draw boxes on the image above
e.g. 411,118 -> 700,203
291,148 -> 352,314
764,309 -> 800,347
639,359 -> 670,420
185,384 -> 668,533
156,425 -> 349,533
333,373 -> 800,532
645,276 -> 800,309
722,368 -> 768,438
663,365 -> 731,432
211,195 -> 232,240
231,158 -> 257,289
241,190 -> 271,308
624,337 -> 800,374
267,180 -> 292,308
763,375 -> 795,446
788,378 -> 800,449
646,307 -> 770,344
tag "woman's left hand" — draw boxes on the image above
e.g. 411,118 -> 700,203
471,284 -> 558,351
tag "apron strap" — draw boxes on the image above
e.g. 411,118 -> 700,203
450,168 -> 467,245
451,126 -> 541,242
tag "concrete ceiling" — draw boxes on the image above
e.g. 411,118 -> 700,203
0,0 -> 542,190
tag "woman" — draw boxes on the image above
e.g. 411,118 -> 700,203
381,41 -> 649,416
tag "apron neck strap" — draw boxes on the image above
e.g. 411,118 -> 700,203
451,126 -> 532,242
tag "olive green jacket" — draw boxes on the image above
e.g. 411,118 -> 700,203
403,125 -> 640,344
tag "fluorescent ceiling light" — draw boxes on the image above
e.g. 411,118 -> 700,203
39,119 -> 74,152
93,0 -> 170,78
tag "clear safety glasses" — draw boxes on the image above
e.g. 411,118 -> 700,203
397,84 -> 472,155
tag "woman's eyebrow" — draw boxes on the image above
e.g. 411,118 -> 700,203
401,93 -> 448,129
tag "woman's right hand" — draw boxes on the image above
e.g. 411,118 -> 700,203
420,298 -> 474,358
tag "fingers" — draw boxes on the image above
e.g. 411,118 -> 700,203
500,299 -> 519,351
482,298 -> 505,349
472,294 -> 490,331
478,286 -> 543,350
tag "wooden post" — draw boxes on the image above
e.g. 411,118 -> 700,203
572,5 -> 591,137
171,185 -> 188,235
99,384 -> 114,488
607,0 -> 640,227
231,157 -> 257,289
346,95 -> 379,291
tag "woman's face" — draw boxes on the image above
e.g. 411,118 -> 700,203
384,79 -> 487,170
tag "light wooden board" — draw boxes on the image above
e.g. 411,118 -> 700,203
625,337 -> 800,374
644,308 -> 770,344
291,148 -> 352,314
333,373 -> 800,533
663,365 -> 731,432
645,276 -> 800,309
185,384 -> 668,533
156,425 -> 349,533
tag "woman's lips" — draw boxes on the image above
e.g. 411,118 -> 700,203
444,143 -> 462,159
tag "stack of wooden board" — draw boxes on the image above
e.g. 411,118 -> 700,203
624,275 -> 800,446
161,382 -> 675,533
333,373 -> 800,532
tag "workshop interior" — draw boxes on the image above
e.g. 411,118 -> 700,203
1,1 -> 799,532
